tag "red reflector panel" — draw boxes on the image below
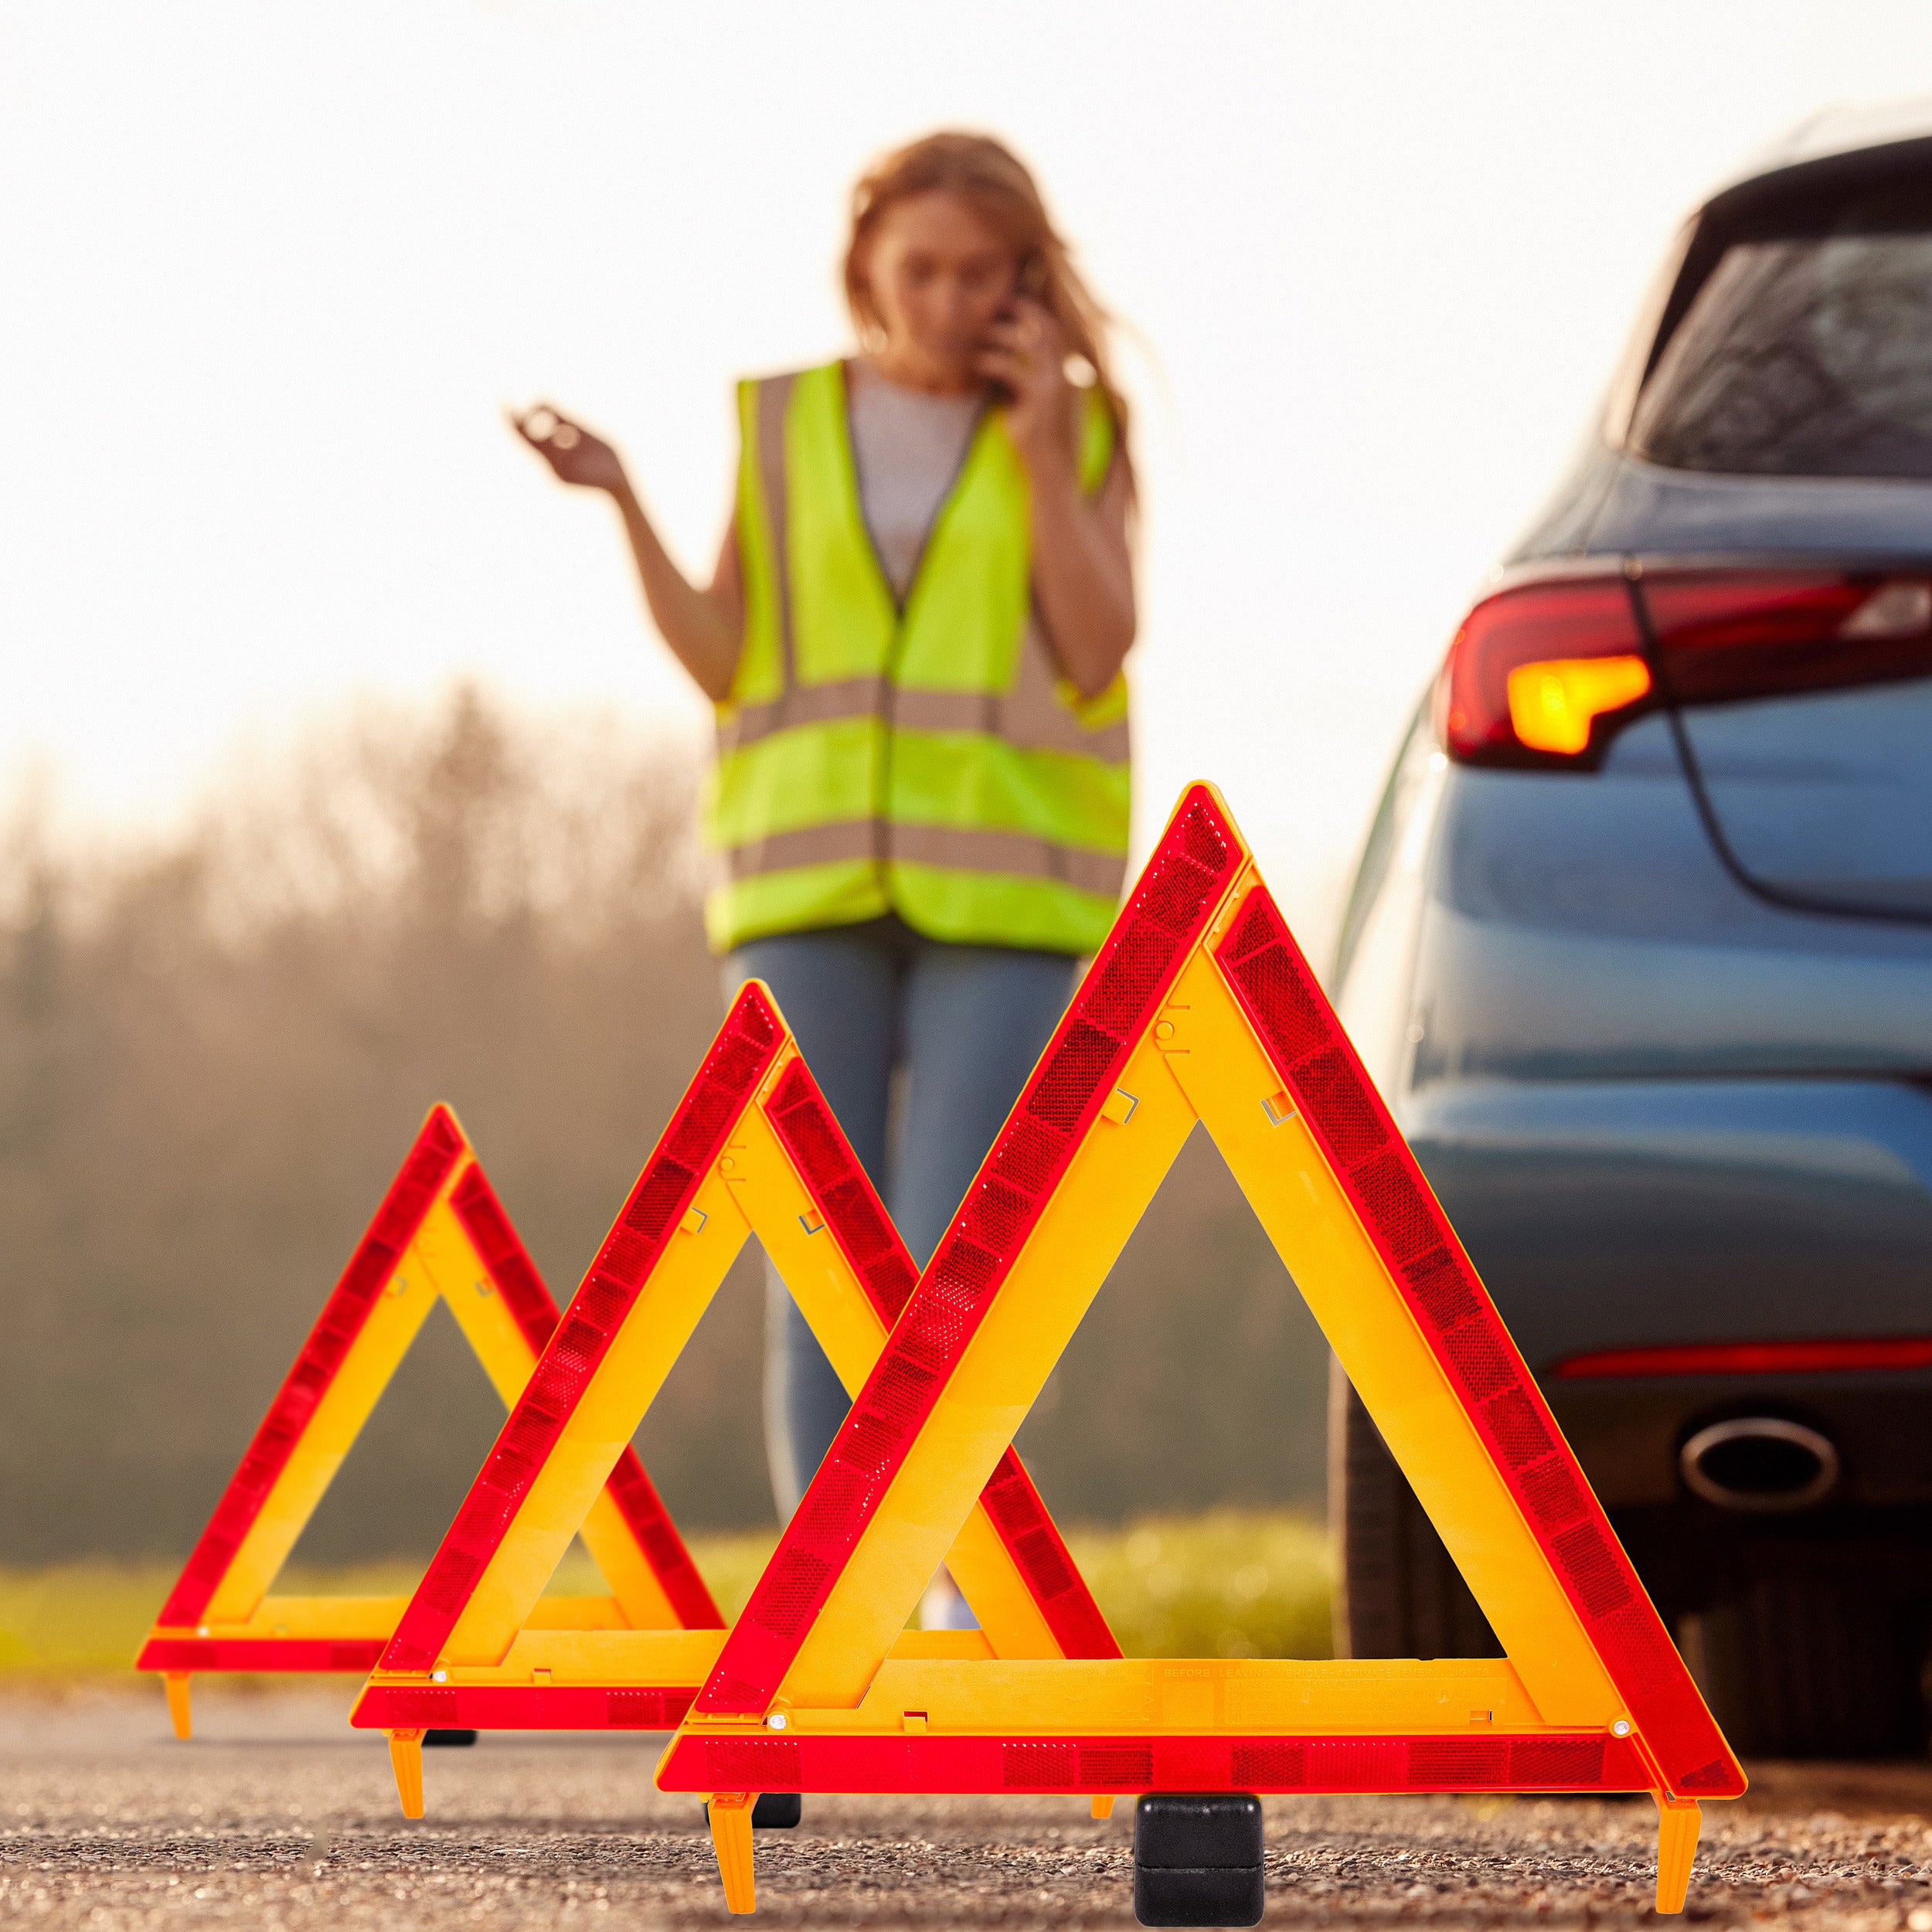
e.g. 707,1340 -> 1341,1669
655,1730 -> 1651,1796
1556,1336 -> 1932,1378
602,1449 -> 724,1629
138,1637 -> 386,1672
449,1165 -> 558,1359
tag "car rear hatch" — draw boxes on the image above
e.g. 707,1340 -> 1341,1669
1618,141 -> 1932,921
1628,565 -> 1932,920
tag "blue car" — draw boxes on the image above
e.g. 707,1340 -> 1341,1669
1330,103 -> 1932,1757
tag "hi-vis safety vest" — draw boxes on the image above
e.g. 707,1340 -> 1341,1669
702,360 -> 1131,956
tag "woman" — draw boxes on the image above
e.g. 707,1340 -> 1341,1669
514,131 -> 1136,1532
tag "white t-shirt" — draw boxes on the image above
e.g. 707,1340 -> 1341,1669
845,362 -> 984,602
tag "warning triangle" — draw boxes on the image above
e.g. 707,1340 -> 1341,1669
349,992 -> 1115,1811
655,784 -> 1743,1918
138,1104 -> 718,1738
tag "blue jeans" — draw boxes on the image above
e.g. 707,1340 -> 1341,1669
724,919 -> 1078,1517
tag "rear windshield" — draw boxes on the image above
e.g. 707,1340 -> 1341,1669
1630,177 -> 1932,481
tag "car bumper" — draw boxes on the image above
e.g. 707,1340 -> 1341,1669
1403,1075 -> 1932,1511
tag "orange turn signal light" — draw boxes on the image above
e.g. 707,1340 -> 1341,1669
1505,654 -> 1652,755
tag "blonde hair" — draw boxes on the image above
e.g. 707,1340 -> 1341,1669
843,131 -> 1129,456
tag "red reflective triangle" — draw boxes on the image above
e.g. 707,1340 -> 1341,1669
138,1104 -> 716,1712
685,793 -> 1243,1719
669,784 -> 1743,1818
371,988 -> 1113,1692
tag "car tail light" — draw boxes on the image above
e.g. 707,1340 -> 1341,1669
1437,577 -> 1651,767
1640,571 -> 1932,704
1439,568 -> 1932,768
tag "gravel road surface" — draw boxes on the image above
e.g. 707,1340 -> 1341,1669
5,1690 -> 1931,1929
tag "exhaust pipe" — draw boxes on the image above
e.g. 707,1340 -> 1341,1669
1680,1417 -> 1838,1512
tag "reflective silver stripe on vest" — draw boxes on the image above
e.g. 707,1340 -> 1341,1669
722,819 -> 1126,898
720,675 -> 886,753
889,822 -> 1127,896
718,621 -> 1131,764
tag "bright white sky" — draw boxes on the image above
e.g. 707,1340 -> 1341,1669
5,2 -> 1931,951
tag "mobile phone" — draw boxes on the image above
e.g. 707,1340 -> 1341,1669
985,254 -> 1049,400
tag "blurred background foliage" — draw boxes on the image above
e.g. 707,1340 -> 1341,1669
0,685 -> 1329,1567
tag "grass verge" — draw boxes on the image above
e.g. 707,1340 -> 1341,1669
0,1509 -> 1331,1684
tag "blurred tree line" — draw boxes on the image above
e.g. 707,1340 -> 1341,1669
0,688 -> 1327,1566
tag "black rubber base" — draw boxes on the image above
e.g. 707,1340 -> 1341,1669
1134,1794 -> 1265,1927
423,1730 -> 478,1747
1133,1864 -> 1265,1928
1134,1793 -> 1263,1868
702,1794 -> 802,1830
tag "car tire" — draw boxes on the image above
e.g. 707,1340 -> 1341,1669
1680,1578 -> 1931,1759
1332,1359 -> 1930,1754
1328,1356 -> 1502,1661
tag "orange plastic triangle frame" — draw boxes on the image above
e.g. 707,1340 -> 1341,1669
138,1105 -> 718,1737
657,784 -> 1743,1917
349,998 -> 1114,1777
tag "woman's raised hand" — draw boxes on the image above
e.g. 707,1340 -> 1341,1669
509,403 -> 631,496
509,398 -> 741,699
975,298 -> 1077,483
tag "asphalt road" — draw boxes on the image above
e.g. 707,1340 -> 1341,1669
5,1690 -> 1932,1929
